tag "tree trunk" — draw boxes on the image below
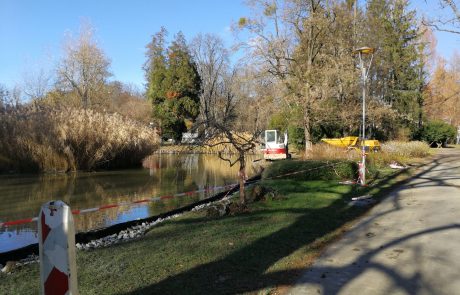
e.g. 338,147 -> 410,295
303,67 -> 313,156
303,110 -> 313,156
238,154 -> 246,204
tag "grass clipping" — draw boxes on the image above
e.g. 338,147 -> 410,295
0,106 -> 160,172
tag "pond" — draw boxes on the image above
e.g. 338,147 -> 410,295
0,154 -> 261,253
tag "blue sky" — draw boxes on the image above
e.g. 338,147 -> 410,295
0,0 -> 459,91
0,0 -> 249,89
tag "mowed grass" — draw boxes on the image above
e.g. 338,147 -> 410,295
0,166 -> 409,295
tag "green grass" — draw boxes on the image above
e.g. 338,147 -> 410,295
0,163 -> 412,295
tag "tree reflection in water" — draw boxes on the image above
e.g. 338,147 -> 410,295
0,154 -> 258,252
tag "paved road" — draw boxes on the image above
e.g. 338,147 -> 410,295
289,148 -> 460,295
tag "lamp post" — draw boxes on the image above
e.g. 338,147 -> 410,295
353,46 -> 375,186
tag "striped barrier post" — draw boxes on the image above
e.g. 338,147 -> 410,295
38,201 -> 79,295
358,160 -> 366,186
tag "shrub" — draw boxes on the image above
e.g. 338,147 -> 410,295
0,106 -> 160,173
262,159 -> 358,181
420,120 -> 456,147
288,125 -> 305,150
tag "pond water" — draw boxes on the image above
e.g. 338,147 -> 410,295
0,154 -> 260,253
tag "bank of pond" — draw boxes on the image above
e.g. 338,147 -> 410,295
0,154 -> 260,253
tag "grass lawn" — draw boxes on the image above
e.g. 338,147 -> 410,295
0,166 -> 411,295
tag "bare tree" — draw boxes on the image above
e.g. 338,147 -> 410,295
236,0 -> 337,155
191,35 -> 264,204
191,34 -> 229,127
56,22 -> 111,109
0,84 -> 21,109
105,81 -> 151,123
10,85 -> 22,107
22,68 -> 52,102
423,0 -> 460,34
199,70 -> 264,205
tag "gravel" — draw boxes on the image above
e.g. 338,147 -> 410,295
75,192 -> 236,251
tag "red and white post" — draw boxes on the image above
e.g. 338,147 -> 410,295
358,151 -> 366,186
38,201 -> 79,295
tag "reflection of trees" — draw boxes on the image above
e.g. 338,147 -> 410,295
1,155 -> 258,238
0,174 -> 76,223
0,172 -> 155,232
144,154 -> 258,188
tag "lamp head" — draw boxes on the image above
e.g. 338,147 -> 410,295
353,47 -> 375,55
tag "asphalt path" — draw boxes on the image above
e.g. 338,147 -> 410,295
289,148 -> 460,295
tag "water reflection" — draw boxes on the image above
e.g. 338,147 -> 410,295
0,154 -> 259,252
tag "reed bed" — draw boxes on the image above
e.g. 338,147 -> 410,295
368,140 -> 431,167
305,141 -> 430,171
381,141 -> 431,158
305,143 -> 360,161
0,106 -> 159,173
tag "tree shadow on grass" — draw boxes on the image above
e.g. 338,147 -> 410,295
119,151 -> 453,295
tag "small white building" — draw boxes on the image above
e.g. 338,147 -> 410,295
181,132 -> 199,144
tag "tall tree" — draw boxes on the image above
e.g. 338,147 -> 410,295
191,33 -> 229,128
237,0 -> 337,155
312,1 -> 360,139
425,56 -> 460,127
56,22 -> 111,109
190,34 -> 269,204
365,0 -> 426,137
193,67 -> 265,205
145,30 -> 201,141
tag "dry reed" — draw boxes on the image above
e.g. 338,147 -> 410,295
381,141 -> 431,159
0,106 -> 159,173
305,143 -> 360,161
368,140 -> 431,167
307,141 -> 430,169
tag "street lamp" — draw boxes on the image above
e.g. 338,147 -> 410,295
353,46 -> 375,186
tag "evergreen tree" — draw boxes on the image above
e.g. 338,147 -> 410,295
145,30 -> 201,141
365,0 -> 426,135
